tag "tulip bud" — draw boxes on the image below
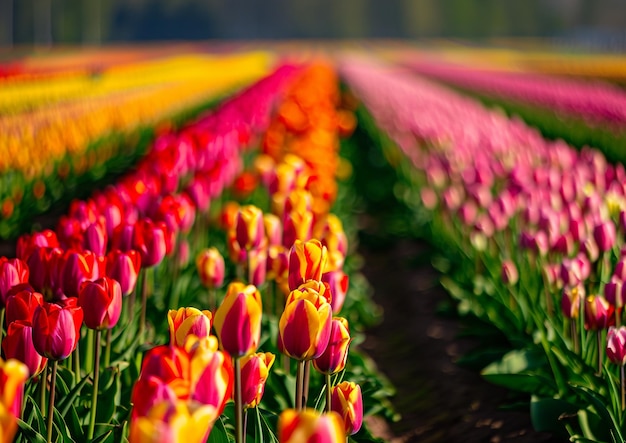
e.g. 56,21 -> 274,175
106,249 -> 142,296
263,214 -> 283,247
5,290 -> 43,325
129,400 -> 218,443
278,286 -> 332,361
606,280 -> 625,308
501,260 -> 519,286
213,282 -> 263,357
607,326 -> 626,366
240,352 -> 275,409
267,245 -> 289,283
167,307 -> 212,348
283,210 -> 314,248
322,271 -> 349,313
278,408 -> 344,443
313,317 -> 351,375
288,239 -> 328,291
562,284 -> 584,319
185,336 -> 233,415
78,277 -> 122,330
133,219 -> 168,268
330,381 -> 363,435
585,295 -> 611,330
0,258 -> 29,307
235,205 -> 264,251
16,230 -> 59,261
594,221 -> 617,253
248,247 -> 267,287
32,299 -> 84,360
195,248 -> 225,289
3,321 -> 47,377
60,250 -> 98,298
83,222 -> 108,257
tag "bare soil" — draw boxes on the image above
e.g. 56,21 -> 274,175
359,237 -> 563,443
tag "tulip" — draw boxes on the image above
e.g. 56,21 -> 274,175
59,250 -> 98,298
278,408 -> 345,443
278,286 -> 332,361
240,352 -> 275,409
78,277 -> 122,330
607,326 -> 626,366
288,239 -> 328,291
607,326 -> 626,410
130,375 -> 178,419
330,381 -> 363,435
235,205 -> 265,252
248,247 -> 267,287
136,345 -> 191,402
283,210 -> 314,248
32,299 -> 83,361
167,307 -> 212,348
195,248 -> 225,289
16,230 -> 59,261
83,222 -> 108,257
585,295 -> 611,331
322,271 -> 349,313
5,290 -> 43,325
263,213 -> 283,246
133,219 -> 168,268
501,260 -> 519,286
213,282 -> 263,358
220,201 -> 240,231
129,400 -> 218,443
0,258 -> 29,306
313,317 -> 351,376
185,336 -> 233,416
0,358 -> 29,419
106,249 -> 142,297
594,220 -> 617,253
2,321 -> 47,377
0,402 -> 17,443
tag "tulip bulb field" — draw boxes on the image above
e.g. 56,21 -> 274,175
3,44 -> 626,442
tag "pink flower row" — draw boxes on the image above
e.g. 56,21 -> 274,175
402,57 -> 626,127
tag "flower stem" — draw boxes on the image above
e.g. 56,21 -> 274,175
104,328 -> 112,368
39,373 -> 46,417
139,267 -> 151,338
596,330 -> 603,376
303,360 -> 311,408
73,346 -> 81,385
88,330 -> 102,440
296,360 -> 304,411
0,306 -> 5,340
209,287 -> 216,312
46,361 -> 58,443
235,357 -> 243,443
85,329 -> 94,374
619,365 -> 626,411
325,373 -> 332,413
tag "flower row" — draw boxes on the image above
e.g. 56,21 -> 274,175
341,56 -> 626,441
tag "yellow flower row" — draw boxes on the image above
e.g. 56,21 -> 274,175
0,52 -> 273,179
0,52 -> 272,116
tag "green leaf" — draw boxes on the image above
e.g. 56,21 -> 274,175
481,348 -> 556,395
58,374 -> 90,417
571,385 -> 623,443
530,395 -> 577,434
16,419 -> 47,443
208,416 -> 233,443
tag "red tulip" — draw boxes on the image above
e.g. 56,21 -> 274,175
3,321 -> 47,377
83,222 -> 108,257
322,271 -> 349,313
59,250 -> 98,298
16,230 -> 59,261
133,219 -> 168,268
106,249 -> 142,296
32,299 -> 84,360
585,295 -> 612,330
5,289 -> 43,325
78,277 -> 122,330
195,248 -> 225,289
0,258 -> 29,306
607,326 -> 626,366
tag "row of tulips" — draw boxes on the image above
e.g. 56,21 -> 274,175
0,51 -> 272,240
341,56 -> 626,442
0,62 -> 302,443
399,55 -> 626,166
402,57 -> 626,127
0,60 -> 391,443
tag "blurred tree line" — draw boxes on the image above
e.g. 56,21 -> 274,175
1,0 -> 625,46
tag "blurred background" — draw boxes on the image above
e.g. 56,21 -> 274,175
2,0 -> 626,51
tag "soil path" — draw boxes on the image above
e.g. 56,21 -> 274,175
359,237 -> 562,443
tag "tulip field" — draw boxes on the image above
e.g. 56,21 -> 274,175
3,44 -> 626,442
